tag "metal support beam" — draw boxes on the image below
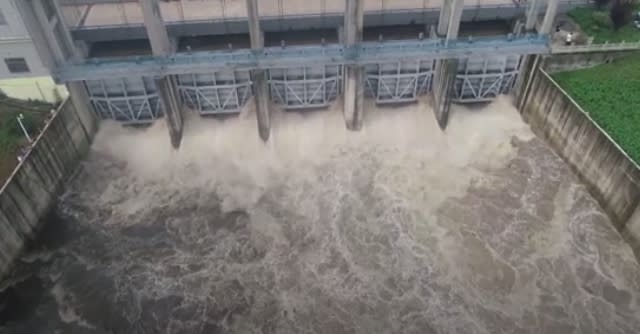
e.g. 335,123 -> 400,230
540,0 -> 559,35
343,0 -> 364,130
141,0 -> 183,148
247,0 -> 270,142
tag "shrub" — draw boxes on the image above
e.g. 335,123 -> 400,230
610,0 -> 634,30
592,11 -> 612,28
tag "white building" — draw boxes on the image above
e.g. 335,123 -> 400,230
0,0 -> 64,102
0,0 -> 48,78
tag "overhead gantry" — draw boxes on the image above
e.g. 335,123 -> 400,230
17,0 -> 561,148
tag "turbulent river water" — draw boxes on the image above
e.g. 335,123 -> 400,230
1,97 -> 639,333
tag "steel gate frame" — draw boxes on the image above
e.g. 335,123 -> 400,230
268,65 -> 343,109
452,55 -> 522,103
84,78 -> 163,123
365,60 -> 435,104
176,72 -> 252,115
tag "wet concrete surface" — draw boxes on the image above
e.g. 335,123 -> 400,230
1,99 -> 639,333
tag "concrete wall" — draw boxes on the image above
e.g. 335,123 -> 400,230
0,39 -> 50,78
543,51 -> 639,73
0,93 -> 97,279
0,76 -> 68,103
518,63 -> 640,250
0,0 -> 30,38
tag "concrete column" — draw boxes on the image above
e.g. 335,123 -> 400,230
246,0 -> 270,142
445,0 -> 464,40
140,0 -> 183,148
437,0 -> 452,36
140,0 -> 173,55
525,0 -> 540,31
342,0 -> 364,131
540,0 -> 559,35
432,0 -> 463,130
437,0 -> 463,38
66,81 -> 99,136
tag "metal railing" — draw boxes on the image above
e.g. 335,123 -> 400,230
551,41 -> 640,54
54,35 -> 549,82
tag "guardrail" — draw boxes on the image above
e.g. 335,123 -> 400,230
551,41 -> 640,54
53,35 -> 549,82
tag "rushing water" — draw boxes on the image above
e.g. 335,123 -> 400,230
1,97 -> 640,333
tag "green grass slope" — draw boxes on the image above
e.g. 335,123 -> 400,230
553,55 -> 640,163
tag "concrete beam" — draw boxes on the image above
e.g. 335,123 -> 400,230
437,0 -> 452,36
525,0 -> 540,31
343,0 -> 364,131
540,0 -> 559,35
343,0 -> 364,46
433,0 -> 463,130
139,0 -> 173,55
246,0 -> 270,142
141,0 -> 183,149
156,76 -> 183,148
446,0 -> 464,40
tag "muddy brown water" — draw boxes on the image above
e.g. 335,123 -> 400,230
1,97 -> 639,333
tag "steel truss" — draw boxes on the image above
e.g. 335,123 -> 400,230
365,60 -> 435,104
84,77 -> 162,123
268,65 -> 342,109
452,55 -> 522,102
177,71 -> 252,115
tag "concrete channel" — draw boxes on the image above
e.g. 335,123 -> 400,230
1,0 -> 640,332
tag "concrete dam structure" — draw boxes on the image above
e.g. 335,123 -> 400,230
2,0 -> 640,333
16,0 -> 583,146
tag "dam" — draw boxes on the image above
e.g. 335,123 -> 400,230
1,0 -> 640,333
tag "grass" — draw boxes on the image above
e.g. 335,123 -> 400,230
0,94 -> 53,183
568,6 -> 640,43
553,54 -> 640,163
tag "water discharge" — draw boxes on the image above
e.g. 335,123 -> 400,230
2,97 -> 640,333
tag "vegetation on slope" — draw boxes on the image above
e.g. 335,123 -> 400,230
568,5 -> 640,43
0,93 -> 53,182
553,54 -> 640,163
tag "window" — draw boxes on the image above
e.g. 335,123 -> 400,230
0,9 -> 6,25
4,58 -> 30,74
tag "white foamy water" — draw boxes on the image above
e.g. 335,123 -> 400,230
7,96 -> 639,333
91,96 -> 532,220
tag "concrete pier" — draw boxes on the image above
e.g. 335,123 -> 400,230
432,0 -> 463,129
525,0 -> 540,31
343,0 -> 364,130
141,0 -> 183,148
247,0 -> 271,142
540,0 -> 559,34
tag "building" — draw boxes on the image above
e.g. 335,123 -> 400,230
0,0 -> 65,102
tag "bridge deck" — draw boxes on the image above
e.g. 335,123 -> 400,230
54,35 -> 549,82
62,0 -> 540,28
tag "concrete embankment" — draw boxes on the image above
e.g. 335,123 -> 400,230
518,58 -> 640,251
0,96 -> 97,278
544,50 -> 638,73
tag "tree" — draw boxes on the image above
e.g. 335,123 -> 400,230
595,0 -> 610,9
609,0 -> 634,30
